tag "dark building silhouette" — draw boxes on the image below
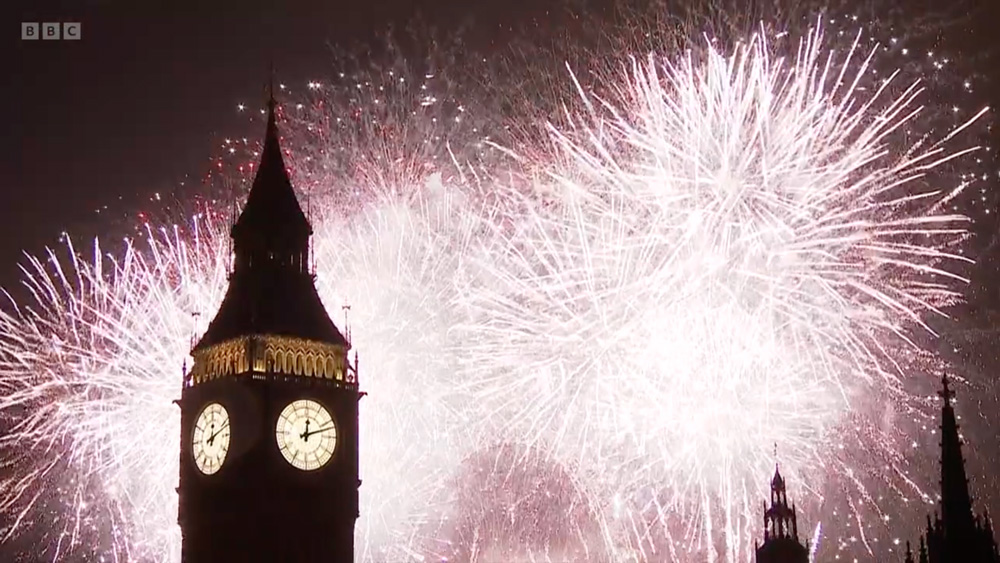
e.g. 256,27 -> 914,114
755,466 -> 810,563
177,86 -> 361,562
903,375 -> 999,563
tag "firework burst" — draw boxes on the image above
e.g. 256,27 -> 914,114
452,23 -> 983,560
0,12 -> 991,563
0,222 -> 226,560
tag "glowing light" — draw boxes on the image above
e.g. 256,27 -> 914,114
0,16 -> 991,563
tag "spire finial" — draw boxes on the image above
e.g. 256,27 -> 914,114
939,373 -> 954,407
772,443 -> 783,485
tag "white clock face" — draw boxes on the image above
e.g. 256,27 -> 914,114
192,402 -> 231,475
275,399 -> 337,471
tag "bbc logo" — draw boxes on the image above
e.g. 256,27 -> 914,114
22,22 -> 81,40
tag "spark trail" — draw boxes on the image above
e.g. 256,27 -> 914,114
0,18 -> 989,563
452,24 -> 982,560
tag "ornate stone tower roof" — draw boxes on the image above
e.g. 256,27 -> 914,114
755,465 -> 809,563
193,91 -> 346,351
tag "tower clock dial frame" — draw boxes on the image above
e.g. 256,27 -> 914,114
275,399 -> 337,471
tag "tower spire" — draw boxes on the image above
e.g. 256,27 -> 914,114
938,374 -> 976,544
901,375 -> 1000,563
192,69 -> 344,352
755,461 -> 808,563
766,465 -> 795,540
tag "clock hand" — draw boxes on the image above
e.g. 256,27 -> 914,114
300,423 -> 335,441
206,420 -> 230,446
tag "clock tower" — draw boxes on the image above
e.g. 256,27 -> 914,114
177,88 -> 360,562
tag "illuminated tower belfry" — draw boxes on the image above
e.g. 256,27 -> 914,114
755,466 -> 809,563
177,82 -> 360,563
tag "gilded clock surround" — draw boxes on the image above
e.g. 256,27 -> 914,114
184,334 -> 356,388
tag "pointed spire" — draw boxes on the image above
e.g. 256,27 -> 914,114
191,67 -> 347,352
937,374 -> 976,542
919,536 -> 928,563
229,66 -> 312,269
771,464 -> 785,491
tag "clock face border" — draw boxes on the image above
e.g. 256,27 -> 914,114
191,402 -> 231,476
275,399 -> 337,471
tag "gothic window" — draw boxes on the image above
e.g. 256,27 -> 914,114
326,357 -> 335,379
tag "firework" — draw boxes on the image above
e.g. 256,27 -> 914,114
0,12 -> 992,563
0,223 -> 226,559
453,23 -> 984,561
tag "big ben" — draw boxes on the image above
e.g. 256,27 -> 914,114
177,86 -> 360,562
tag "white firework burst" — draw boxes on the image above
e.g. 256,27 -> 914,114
0,16 -> 988,563
452,24 -> 981,560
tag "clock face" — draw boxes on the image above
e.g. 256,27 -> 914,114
191,402 -> 231,475
275,399 -> 337,471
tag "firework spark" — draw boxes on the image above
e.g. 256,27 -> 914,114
0,16 -> 990,563
451,22 -> 985,560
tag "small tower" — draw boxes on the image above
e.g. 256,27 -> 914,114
177,82 -> 361,562
755,466 -> 809,563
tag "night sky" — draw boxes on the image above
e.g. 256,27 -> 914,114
6,1 -> 999,285
5,0 -> 1000,561
6,0 -> 572,289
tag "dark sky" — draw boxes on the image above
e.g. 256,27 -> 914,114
4,0 -> 999,291
4,0 -> 568,289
